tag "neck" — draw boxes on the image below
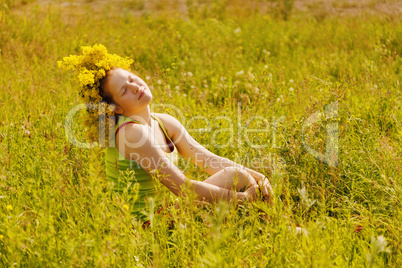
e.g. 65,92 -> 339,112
125,106 -> 152,126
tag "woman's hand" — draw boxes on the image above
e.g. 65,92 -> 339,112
245,184 -> 259,201
241,168 -> 273,203
257,175 -> 274,203
237,184 -> 259,204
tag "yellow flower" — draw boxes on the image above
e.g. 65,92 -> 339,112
58,44 -> 133,143
6,205 -> 12,211
0,235 -> 3,240
123,204 -> 129,210
78,69 -> 95,86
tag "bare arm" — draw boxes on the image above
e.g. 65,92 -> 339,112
116,123 -> 257,203
156,113 -> 273,201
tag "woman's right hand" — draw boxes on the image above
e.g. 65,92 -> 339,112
245,184 -> 259,201
237,184 -> 259,204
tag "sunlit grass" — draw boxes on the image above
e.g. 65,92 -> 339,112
0,1 -> 401,266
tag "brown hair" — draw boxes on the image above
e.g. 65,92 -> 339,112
99,67 -> 116,105
99,67 -> 120,125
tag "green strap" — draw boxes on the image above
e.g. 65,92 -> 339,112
151,113 -> 175,145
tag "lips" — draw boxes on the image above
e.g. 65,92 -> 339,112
138,90 -> 145,100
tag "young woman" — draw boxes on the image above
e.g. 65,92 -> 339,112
59,44 -> 273,221
103,67 -> 273,220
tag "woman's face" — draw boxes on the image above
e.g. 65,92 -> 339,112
106,68 -> 152,116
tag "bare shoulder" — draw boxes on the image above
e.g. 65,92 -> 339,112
116,121 -> 149,145
154,112 -> 181,125
153,113 -> 182,137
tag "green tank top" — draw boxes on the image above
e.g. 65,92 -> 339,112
105,113 -> 178,220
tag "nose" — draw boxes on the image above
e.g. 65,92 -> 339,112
131,83 -> 140,93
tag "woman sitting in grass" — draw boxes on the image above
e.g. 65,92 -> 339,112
59,44 -> 273,221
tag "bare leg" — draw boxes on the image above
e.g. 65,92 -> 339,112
202,166 -> 256,192
173,167 -> 257,214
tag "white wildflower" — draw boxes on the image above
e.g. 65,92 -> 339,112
267,73 -> 273,81
367,235 -> 391,266
236,70 -> 244,76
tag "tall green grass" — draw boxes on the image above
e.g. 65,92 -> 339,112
0,1 -> 401,266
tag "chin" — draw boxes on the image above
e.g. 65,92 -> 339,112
145,94 -> 153,103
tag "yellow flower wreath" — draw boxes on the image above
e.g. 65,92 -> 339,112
59,44 -> 133,144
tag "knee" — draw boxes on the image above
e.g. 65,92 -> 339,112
223,166 -> 253,184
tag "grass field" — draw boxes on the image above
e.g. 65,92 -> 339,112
0,0 -> 401,266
